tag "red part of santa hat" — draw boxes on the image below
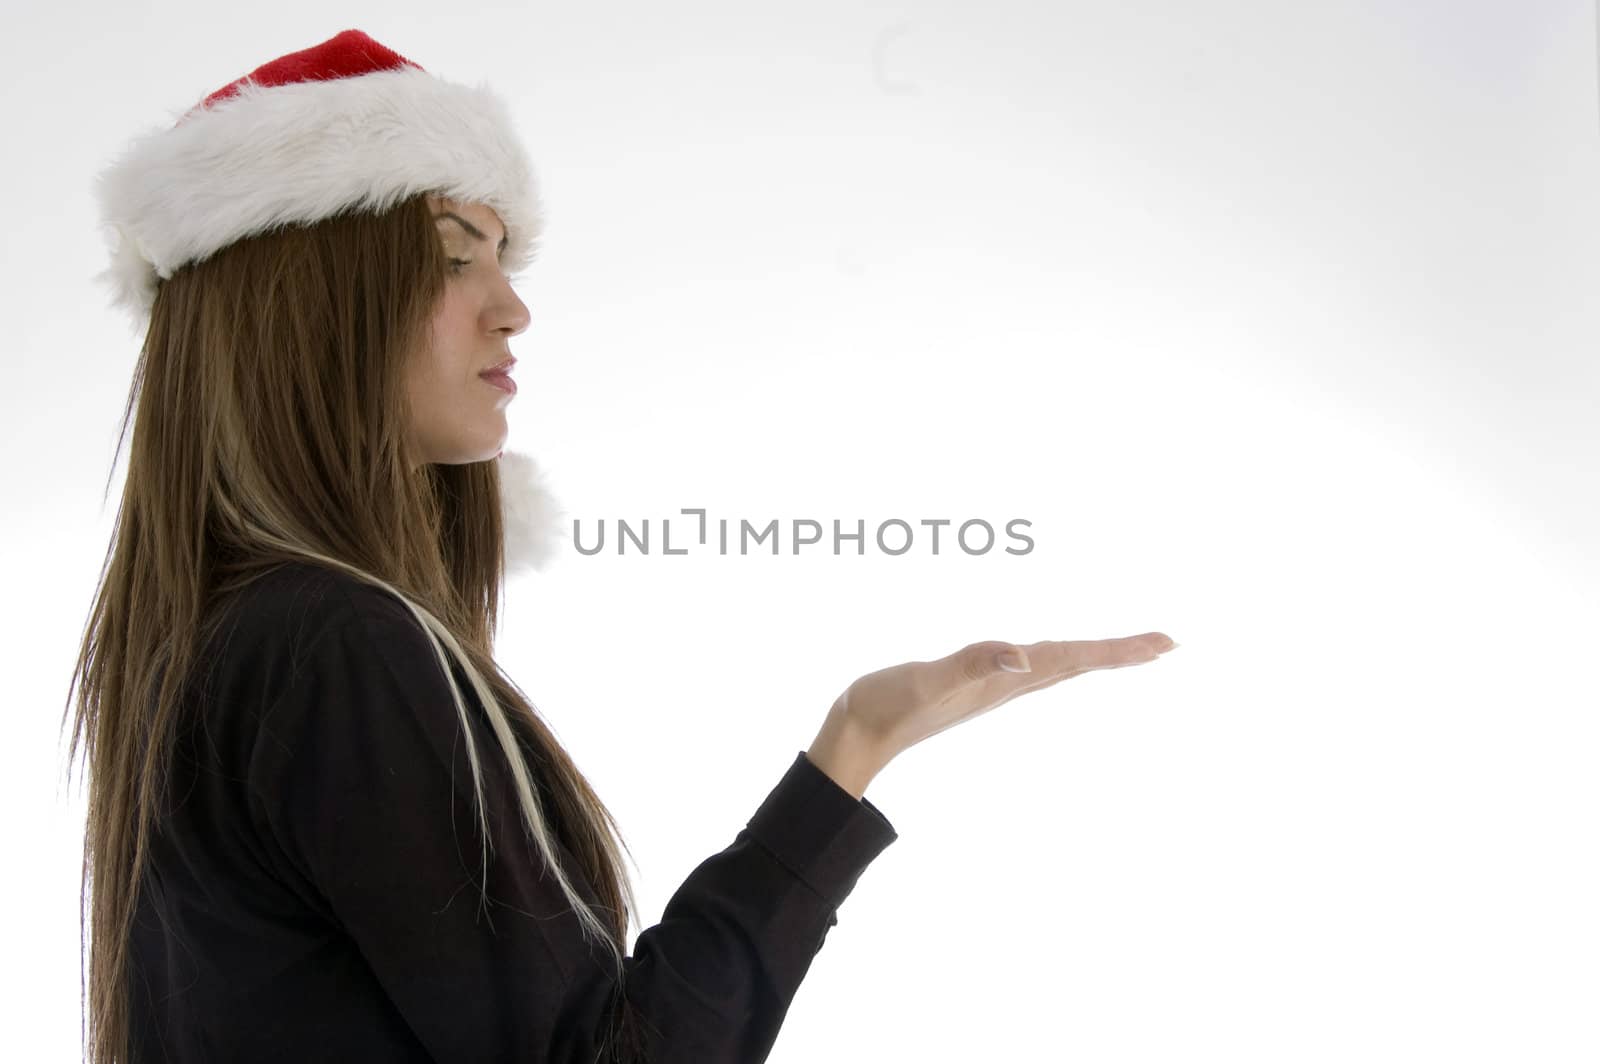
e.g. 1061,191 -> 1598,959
91,28 -> 544,337
188,27 -> 424,116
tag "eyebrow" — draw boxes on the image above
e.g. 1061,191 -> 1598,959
433,211 -> 509,256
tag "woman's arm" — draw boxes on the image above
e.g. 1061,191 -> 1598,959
248,584 -> 897,1063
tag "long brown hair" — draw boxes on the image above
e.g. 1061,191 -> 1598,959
62,192 -> 649,1063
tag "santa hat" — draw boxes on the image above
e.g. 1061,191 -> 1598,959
92,28 -> 565,574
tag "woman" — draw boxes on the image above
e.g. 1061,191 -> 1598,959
64,28 -> 1176,1064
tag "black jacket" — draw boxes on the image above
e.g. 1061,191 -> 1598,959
127,562 -> 898,1062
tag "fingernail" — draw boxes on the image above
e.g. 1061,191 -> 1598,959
997,650 -> 1031,673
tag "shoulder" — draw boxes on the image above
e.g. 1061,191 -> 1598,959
193,562 -> 441,740
207,561 -> 419,656
241,567 -> 505,830
229,563 -> 470,708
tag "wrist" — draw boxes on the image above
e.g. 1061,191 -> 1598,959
805,707 -> 892,801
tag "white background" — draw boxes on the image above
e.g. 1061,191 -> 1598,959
4,2 -> 1597,1061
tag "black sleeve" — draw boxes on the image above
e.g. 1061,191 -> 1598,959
247,583 -> 898,1063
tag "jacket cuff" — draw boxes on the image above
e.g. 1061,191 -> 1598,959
744,751 -> 899,910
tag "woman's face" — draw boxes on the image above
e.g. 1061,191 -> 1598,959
406,195 -> 531,467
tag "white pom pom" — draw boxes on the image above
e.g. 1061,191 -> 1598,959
497,448 -> 567,577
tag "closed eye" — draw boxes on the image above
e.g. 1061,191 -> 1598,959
450,257 -> 519,280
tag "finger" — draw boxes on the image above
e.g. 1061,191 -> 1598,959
982,639 -> 1169,710
939,633 -> 1174,724
1030,633 -> 1175,675
929,634 -> 1173,709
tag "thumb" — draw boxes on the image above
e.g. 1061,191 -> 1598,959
949,641 -> 1031,683
993,645 -> 1031,674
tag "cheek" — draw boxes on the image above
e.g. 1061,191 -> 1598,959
405,331 -> 453,418
430,297 -> 481,364
408,323 -> 479,421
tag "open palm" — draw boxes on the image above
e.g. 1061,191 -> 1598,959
834,633 -> 1177,758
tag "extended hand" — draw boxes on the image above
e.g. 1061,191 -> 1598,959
836,634 -> 1177,761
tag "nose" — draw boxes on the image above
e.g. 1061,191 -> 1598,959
492,278 -> 531,338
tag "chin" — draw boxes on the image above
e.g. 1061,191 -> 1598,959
425,442 -> 508,466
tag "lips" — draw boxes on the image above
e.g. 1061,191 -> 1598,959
481,370 -> 517,395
